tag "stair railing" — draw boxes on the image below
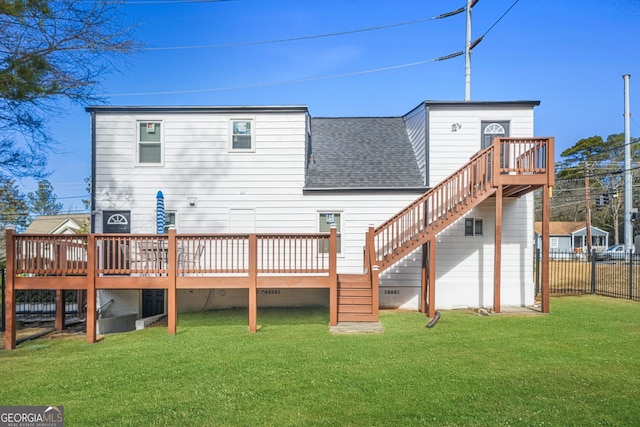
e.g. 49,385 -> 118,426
372,137 -> 553,272
373,144 -> 495,267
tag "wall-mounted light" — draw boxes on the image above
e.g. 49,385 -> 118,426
188,197 -> 197,207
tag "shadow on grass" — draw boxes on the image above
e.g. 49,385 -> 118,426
176,306 -> 330,330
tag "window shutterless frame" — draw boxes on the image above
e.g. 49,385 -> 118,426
229,118 -> 255,152
464,218 -> 483,236
318,211 -> 342,254
137,120 -> 163,165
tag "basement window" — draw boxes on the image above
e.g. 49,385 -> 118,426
465,218 -> 483,236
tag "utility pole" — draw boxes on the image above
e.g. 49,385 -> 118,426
585,162 -> 592,258
623,74 -> 633,252
465,0 -> 472,101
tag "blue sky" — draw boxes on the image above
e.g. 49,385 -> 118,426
31,0 -> 640,212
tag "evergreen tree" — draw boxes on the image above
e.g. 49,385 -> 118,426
27,179 -> 62,216
0,174 -> 29,230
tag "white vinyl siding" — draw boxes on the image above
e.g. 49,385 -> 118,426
403,105 -> 427,184
427,105 -> 535,185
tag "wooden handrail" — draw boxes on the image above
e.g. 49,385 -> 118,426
8,232 -> 334,277
373,138 -> 553,272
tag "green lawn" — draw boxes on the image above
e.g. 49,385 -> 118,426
1,296 -> 639,426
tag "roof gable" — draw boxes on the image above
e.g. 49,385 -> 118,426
534,221 -> 608,236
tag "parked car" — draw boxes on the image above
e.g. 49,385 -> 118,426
595,245 -> 631,261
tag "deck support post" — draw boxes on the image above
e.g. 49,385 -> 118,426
427,239 -> 436,319
541,184 -> 551,313
55,289 -> 65,331
248,234 -> 258,333
420,242 -> 428,313
372,265 -> 380,318
4,228 -> 16,350
494,185 -> 503,313
329,225 -> 338,326
167,228 -> 177,335
86,234 -> 97,344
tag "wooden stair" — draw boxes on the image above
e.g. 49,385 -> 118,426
337,274 -> 378,322
334,138 -> 554,323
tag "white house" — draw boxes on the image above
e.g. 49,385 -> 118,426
86,100 -> 543,321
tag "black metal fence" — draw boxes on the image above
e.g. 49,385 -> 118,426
0,268 -> 86,331
535,249 -> 640,302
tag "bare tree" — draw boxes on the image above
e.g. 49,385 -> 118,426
0,0 -> 138,179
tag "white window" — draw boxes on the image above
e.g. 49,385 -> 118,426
319,212 -> 342,254
550,237 -> 559,249
137,121 -> 163,164
464,218 -> 483,236
230,119 -> 254,151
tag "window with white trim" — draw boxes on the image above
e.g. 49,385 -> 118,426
319,212 -> 342,254
137,121 -> 163,164
163,211 -> 177,233
230,119 -> 254,151
550,237 -> 559,249
464,218 -> 483,236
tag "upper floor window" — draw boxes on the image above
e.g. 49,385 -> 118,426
230,119 -> 254,151
138,121 -> 163,164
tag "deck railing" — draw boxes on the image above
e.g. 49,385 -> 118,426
9,231 -> 335,279
14,235 -> 88,276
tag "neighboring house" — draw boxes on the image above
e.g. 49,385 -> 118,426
86,100 -> 542,319
25,214 -> 90,235
534,221 -> 609,255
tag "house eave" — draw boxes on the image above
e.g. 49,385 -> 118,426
85,105 -> 309,114
303,187 -> 429,194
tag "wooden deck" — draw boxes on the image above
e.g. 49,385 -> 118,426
4,229 -> 338,349
3,137 -> 555,350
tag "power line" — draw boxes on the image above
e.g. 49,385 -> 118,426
105,54 -> 461,97
480,0 -> 522,38
145,6 -> 466,51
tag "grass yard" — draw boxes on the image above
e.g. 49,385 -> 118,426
1,296 -> 639,426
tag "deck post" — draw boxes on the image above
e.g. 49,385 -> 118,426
427,239 -> 436,319
55,289 -> 65,331
86,234 -> 97,344
248,234 -> 257,333
167,228 -> 177,335
329,225 -> 338,326
541,183 -> 551,313
420,242 -> 428,313
4,227 -> 16,350
494,184 -> 503,313
372,265 -> 380,318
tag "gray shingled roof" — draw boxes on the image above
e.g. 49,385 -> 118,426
306,117 -> 425,190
